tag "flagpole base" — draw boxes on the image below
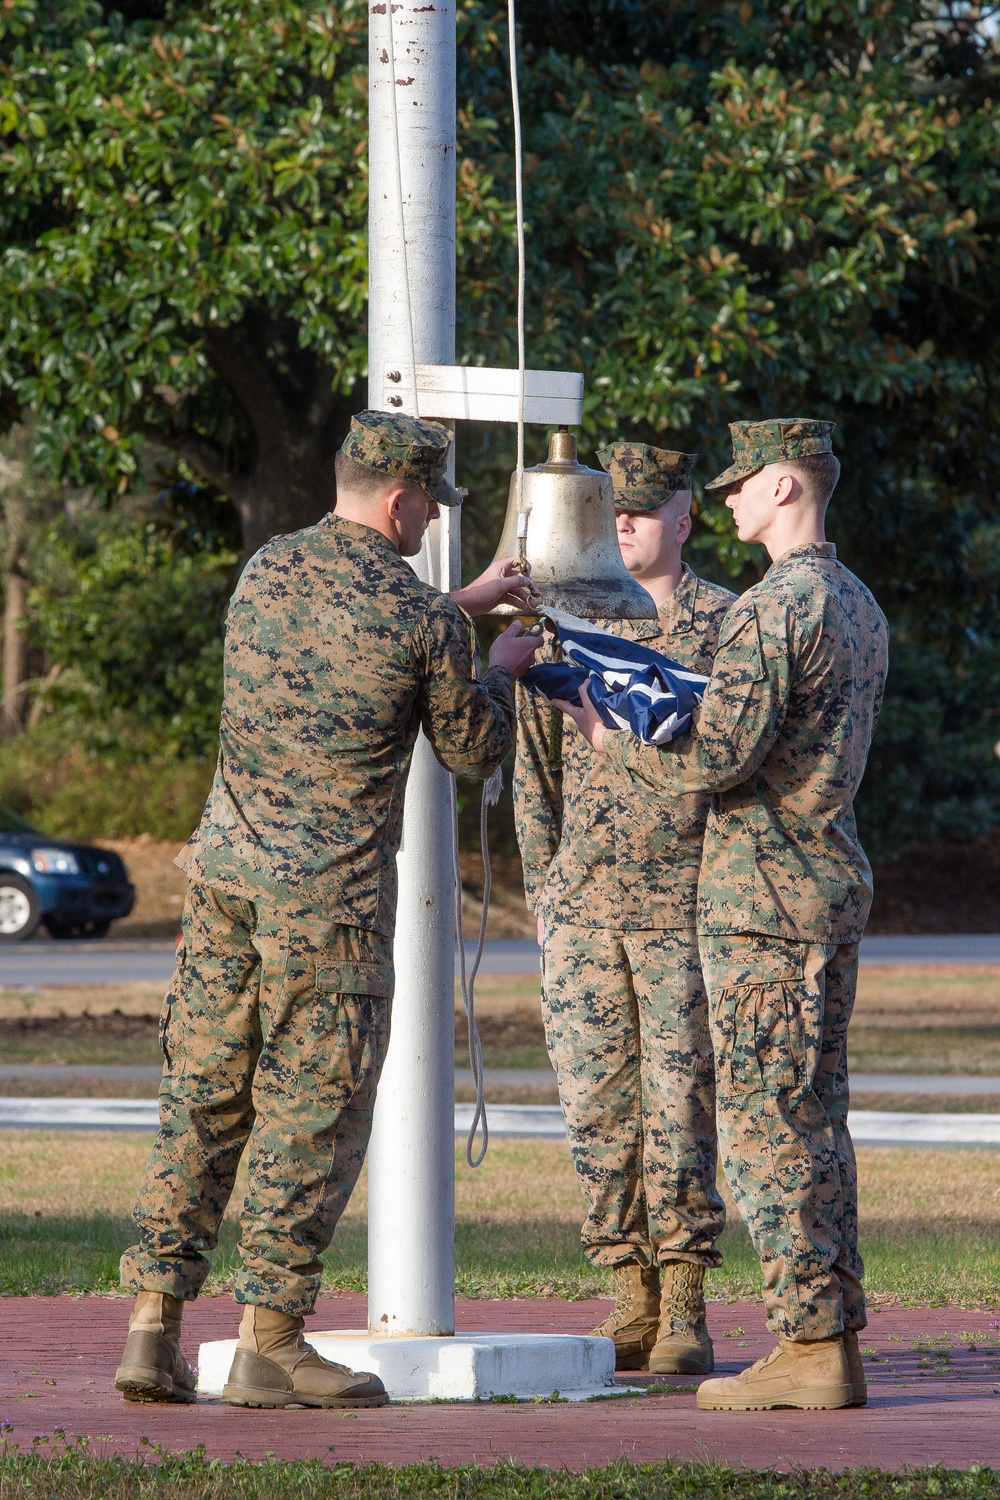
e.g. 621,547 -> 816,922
197,1331 -> 632,1403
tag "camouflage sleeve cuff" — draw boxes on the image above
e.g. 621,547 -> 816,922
482,661 -> 514,707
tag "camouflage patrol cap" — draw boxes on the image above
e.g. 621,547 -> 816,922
341,410 -> 462,507
596,443 -> 698,513
705,418 -> 836,491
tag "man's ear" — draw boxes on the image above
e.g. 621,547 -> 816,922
774,472 -> 799,506
676,511 -> 693,545
384,485 -> 406,522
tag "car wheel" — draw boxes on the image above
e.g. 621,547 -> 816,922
0,874 -> 42,942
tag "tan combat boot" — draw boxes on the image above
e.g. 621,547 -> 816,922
648,1261 -> 714,1375
843,1329 -> 868,1406
114,1290 -> 197,1404
697,1334 -> 852,1411
222,1305 -> 388,1409
591,1262 -> 661,1370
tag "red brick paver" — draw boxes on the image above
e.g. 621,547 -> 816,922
2,1294 -> 1000,1472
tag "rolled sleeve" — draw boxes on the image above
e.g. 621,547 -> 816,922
605,601 -> 791,796
413,597 -> 515,780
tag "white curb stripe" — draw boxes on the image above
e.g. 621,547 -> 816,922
3,1097 -> 1000,1147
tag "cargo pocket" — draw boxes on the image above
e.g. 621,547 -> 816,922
315,961 -> 395,1000
709,936 -> 808,1096
158,992 -> 173,1067
159,941 -> 189,1071
305,958 -> 393,1100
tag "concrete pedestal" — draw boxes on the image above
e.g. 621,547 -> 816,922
197,1331 -> 626,1403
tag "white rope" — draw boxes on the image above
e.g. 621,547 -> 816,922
456,0 -> 529,1165
453,773 -> 500,1168
384,3 -> 419,412
508,0 -> 528,568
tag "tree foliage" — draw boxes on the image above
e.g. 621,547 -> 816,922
0,0 -> 373,553
1,0 -> 999,853
26,498 -> 237,760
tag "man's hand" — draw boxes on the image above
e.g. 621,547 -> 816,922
489,620 -> 540,681
451,556 -> 541,617
553,678 -> 612,753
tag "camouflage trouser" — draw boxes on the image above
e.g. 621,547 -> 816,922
120,881 -> 393,1316
541,922 -> 724,1270
700,933 -> 865,1342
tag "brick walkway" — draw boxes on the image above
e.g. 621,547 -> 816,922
2,1294 -> 999,1472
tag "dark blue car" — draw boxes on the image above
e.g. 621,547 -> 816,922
0,803 -> 135,941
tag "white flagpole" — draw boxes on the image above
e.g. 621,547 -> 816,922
366,0 -> 458,1338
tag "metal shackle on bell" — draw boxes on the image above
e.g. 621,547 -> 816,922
488,429 -> 657,619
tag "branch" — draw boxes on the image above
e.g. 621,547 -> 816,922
203,323 -> 287,444
142,426 -> 243,501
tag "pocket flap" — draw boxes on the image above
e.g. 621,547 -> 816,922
317,961 -> 395,998
708,934 -> 805,988
717,606 -> 767,685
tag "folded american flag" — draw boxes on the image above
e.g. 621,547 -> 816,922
523,607 -> 709,746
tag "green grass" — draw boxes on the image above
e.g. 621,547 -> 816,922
848,1027 -> 1000,1075
852,1092 -> 1000,1113
474,1046 -> 550,1070
0,1033 -> 162,1067
0,1447 -> 999,1499
3,1135 -> 1000,1307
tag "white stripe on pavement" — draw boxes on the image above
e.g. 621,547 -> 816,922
848,1110 -> 1000,1146
0,1097 -> 160,1129
4,1097 -> 1000,1147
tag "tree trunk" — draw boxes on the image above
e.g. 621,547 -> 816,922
149,310 -> 366,563
2,571 -> 27,737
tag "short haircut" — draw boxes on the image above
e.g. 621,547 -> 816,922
786,452 -> 841,509
334,448 -> 397,502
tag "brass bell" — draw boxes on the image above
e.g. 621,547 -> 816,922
488,429 -> 657,619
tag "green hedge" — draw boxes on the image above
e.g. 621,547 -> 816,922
0,723 -> 213,843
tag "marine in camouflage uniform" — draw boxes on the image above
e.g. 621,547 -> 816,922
116,413 -> 516,1408
515,443 -> 736,1371
600,420 -> 889,1405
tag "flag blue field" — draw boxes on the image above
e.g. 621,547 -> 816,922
523,608 -> 709,745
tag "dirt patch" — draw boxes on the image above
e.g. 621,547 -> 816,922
0,1011 -> 159,1044
868,831 -> 1000,933
101,836 -> 187,940
853,965 -> 1000,1025
101,840 -> 537,940
455,1005 -> 546,1054
0,985 -> 165,1020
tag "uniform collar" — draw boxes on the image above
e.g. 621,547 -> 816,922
323,512 -> 401,557
767,541 -> 837,573
629,562 -> 699,641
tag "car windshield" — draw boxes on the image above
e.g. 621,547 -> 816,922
0,802 -> 39,834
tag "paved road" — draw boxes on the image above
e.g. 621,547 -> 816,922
4,932 -> 1000,987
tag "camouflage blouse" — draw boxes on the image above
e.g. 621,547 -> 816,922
514,565 -> 736,930
604,543 -> 889,942
180,515 -> 514,934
